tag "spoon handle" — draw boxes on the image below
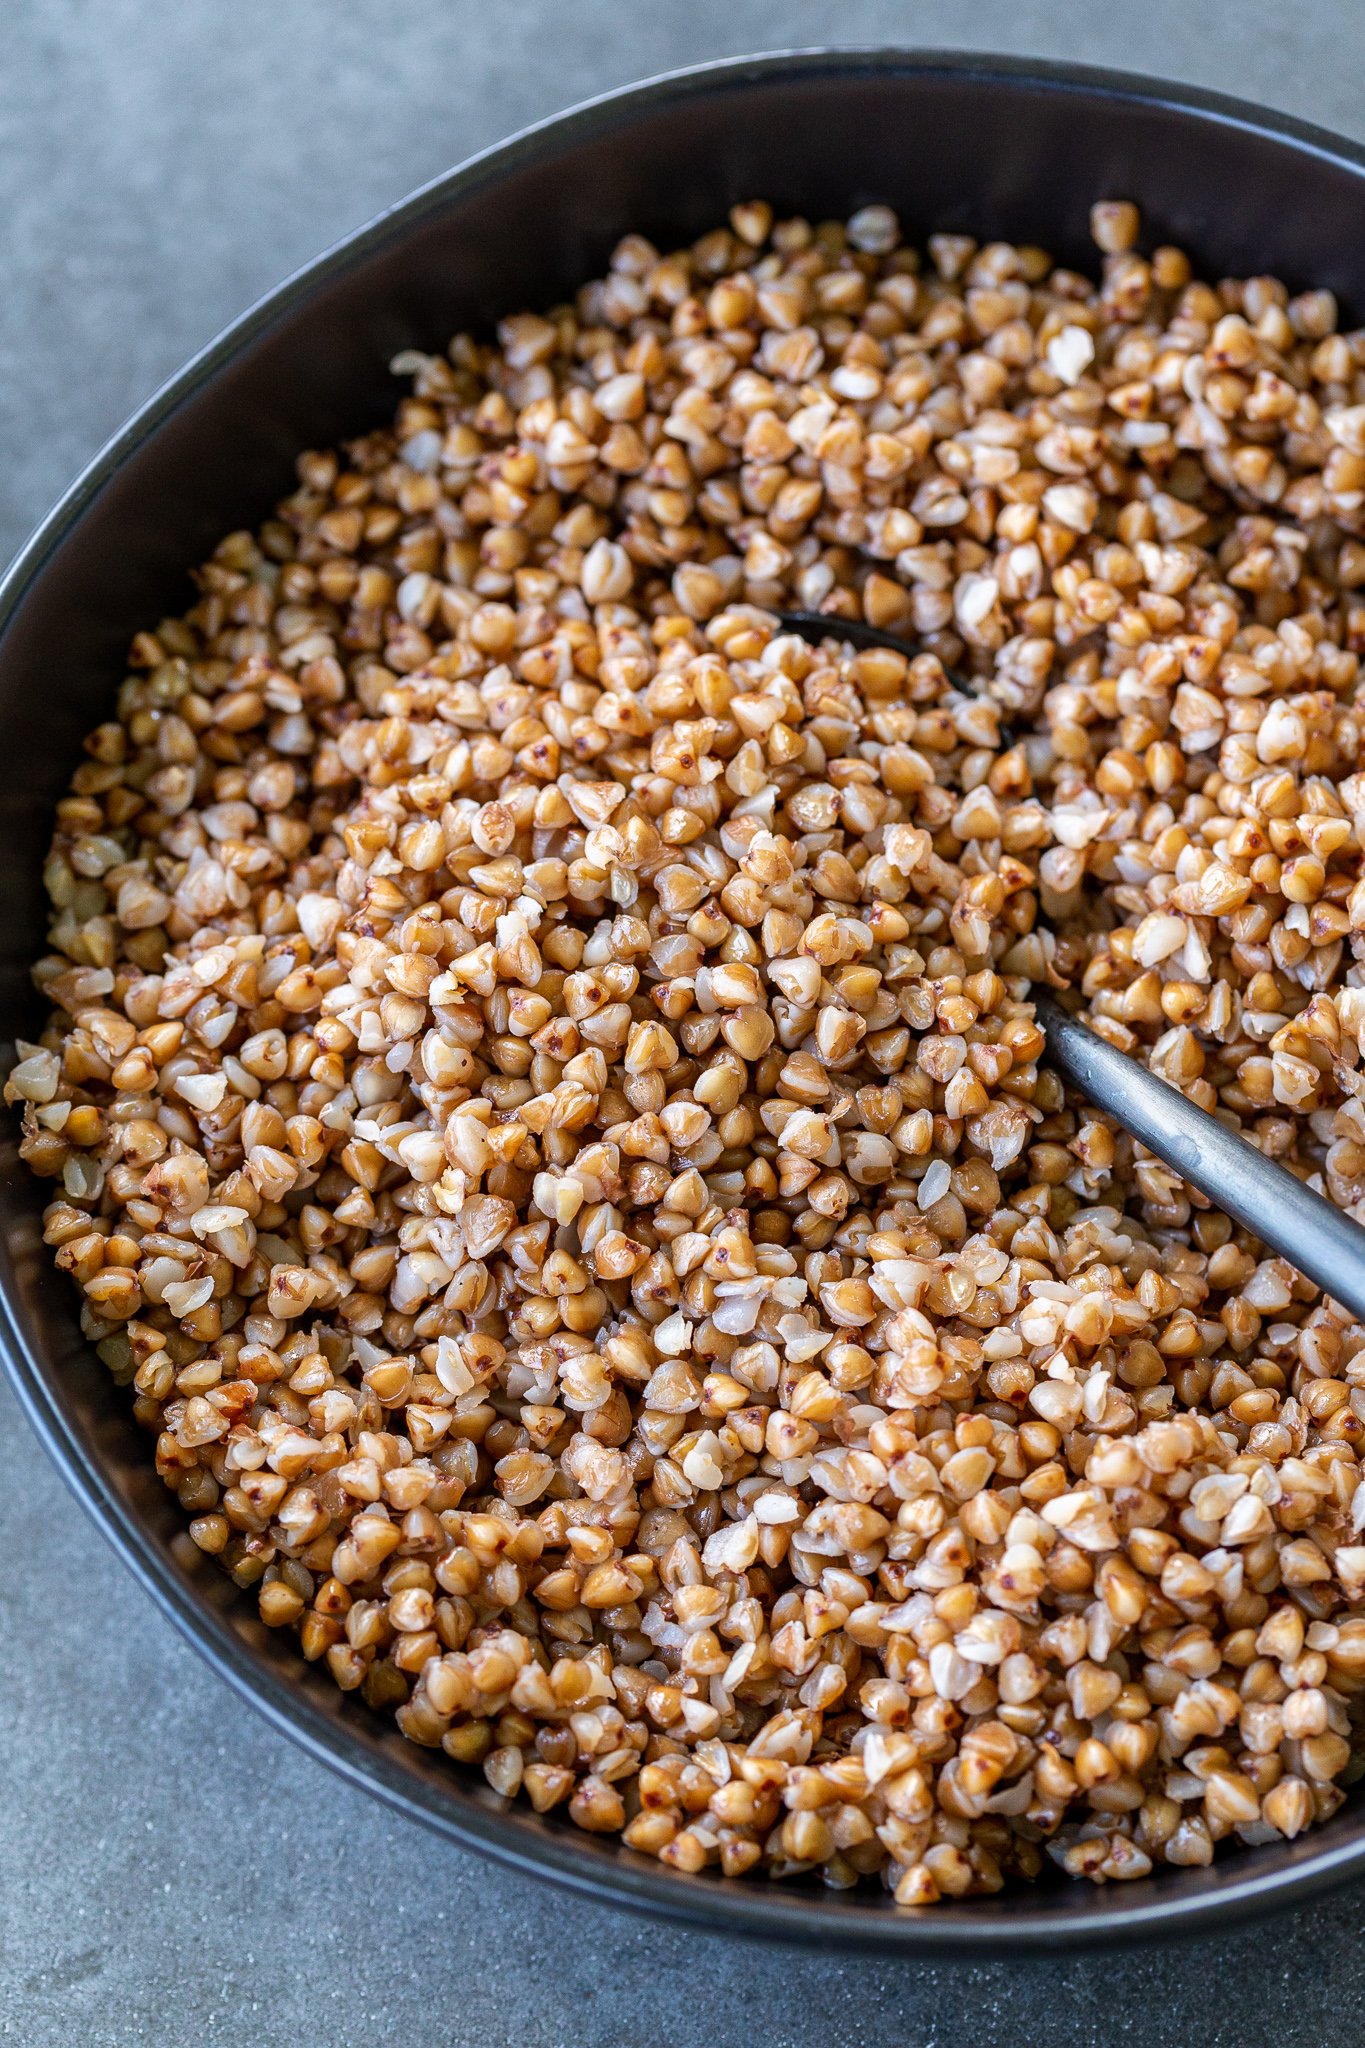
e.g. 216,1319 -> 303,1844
1033,991 -> 1365,1323
769,609 -> 1365,1319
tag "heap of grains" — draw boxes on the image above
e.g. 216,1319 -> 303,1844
15,195 -> 1365,1905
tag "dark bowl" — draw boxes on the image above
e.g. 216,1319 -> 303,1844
5,47 -> 1365,1953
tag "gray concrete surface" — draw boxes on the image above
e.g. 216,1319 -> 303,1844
3,3 -> 1365,2042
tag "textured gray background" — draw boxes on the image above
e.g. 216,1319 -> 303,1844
3,4 -> 1365,2043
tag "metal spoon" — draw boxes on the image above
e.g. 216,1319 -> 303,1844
775,610 -> 943,658
775,608 -> 1365,1321
1033,991 -> 1365,1323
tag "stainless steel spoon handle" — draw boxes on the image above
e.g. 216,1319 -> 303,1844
767,608 -> 1365,1321
1033,991 -> 1365,1324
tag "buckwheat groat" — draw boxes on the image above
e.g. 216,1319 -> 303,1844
12,198 -> 1365,1904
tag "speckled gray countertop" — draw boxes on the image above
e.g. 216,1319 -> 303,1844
4,5 -> 1365,2042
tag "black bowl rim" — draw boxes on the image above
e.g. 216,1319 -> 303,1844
7,45 -> 1365,1954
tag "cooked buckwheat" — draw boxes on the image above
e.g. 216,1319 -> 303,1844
13,198 -> 1365,1905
